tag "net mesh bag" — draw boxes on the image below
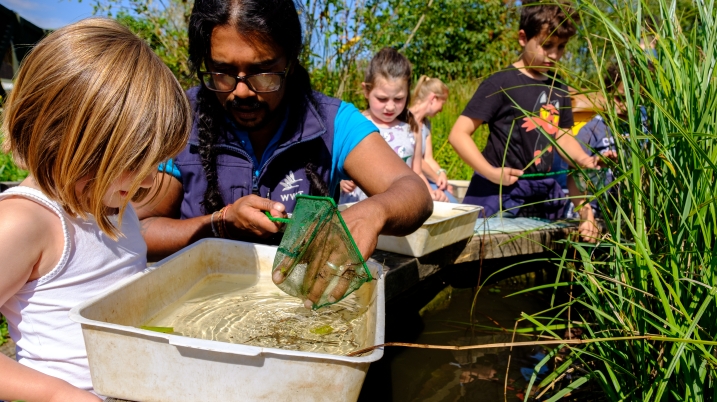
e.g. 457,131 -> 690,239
270,195 -> 373,309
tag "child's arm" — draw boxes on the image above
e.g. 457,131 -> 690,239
0,354 -> 100,402
411,126 -> 425,177
0,199 -> 100,402
566,175 -> 599,243
449,116 -> 523,185
421,133 -> 448,190
413,125 -> 448,202
555,128 -> 607,168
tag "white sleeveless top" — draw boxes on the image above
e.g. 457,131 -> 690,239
0,186 -> 147,392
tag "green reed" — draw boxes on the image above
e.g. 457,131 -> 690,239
488,0 -> 717,399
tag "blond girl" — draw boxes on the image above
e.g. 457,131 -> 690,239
409,76 -> 457,202
0,18 -> 191,400
340,48 -> 448,203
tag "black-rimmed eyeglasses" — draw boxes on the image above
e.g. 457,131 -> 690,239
198,64 -> 291,93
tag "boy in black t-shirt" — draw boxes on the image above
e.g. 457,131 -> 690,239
448,1 -> 607,242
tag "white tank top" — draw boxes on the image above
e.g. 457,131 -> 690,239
0,186 -> 147,392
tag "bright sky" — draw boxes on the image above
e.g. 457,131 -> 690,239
0,0 -> 96,30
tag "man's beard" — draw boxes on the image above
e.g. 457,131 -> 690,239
225,97 -> 282,132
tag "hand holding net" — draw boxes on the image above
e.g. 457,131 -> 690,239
269,195 -> 373,309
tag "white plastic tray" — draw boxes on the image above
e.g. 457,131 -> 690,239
70,239 -> 384,402
340,201 -> 482,257
447,179 -> 471,200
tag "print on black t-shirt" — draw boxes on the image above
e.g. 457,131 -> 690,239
462,68 -> 574,174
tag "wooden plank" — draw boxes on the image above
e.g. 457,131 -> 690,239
377,221 -> 577,300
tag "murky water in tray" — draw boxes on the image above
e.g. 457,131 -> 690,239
144,274 -> 369,356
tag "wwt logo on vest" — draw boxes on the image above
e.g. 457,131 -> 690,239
279,171 -> 304,202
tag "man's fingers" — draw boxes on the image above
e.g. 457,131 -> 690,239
302,223 -> 331,292
329,266 -> 355,303
305,230 -> 350,307
246,195 -> 285,214
272,254 -> 295,285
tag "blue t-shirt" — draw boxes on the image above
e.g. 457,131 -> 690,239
159,101 -> 377,190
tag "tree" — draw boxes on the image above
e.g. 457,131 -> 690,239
362,0 -> 520,81
85,0 -> 195,89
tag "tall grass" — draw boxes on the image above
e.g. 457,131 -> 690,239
511,0 -> 717,399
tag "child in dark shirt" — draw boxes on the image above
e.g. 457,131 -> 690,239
448,1 -> 607,241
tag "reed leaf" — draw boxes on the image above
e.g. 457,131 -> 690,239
513,0 -> 717,398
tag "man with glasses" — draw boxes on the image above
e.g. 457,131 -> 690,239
136,0 -> 432,287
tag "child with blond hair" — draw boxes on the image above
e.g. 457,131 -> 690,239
340,48 -> 448,203
409,75 -> 457,202
0,18 -> 191,400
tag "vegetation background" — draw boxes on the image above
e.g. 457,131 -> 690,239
4,1 -> 716,400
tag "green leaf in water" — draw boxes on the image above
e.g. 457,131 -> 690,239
140,326 -> 174,334
310,325 -> 334,335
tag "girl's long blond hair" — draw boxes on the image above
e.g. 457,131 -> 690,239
411,75 -> 449,106
2,18 -> 192,239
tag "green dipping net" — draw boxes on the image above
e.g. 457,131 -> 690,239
268,195 -> 373,310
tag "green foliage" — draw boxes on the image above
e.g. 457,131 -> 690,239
0,151 -> 27,182
362,0 -> 520,81
81,0 -> 508,181
92,0 -> 196,89
503,0 -> 717,399
0,314 -> 8,346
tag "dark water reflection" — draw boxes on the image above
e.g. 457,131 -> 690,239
360,263 -> 557,402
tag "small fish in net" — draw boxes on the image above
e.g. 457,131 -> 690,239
269,195 -> 373,309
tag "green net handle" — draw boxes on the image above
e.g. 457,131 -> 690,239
520,168 -> 609,179
264,211 -> 292,224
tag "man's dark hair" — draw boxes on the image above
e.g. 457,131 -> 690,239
188,0 -> 319,213
519,1 -> 579,41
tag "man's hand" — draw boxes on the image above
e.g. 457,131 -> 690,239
224,195 -> 287,239
304,215 -> 376,308
272,200 -> 383,309
340,180 -> 357,193
486,166 -> 523,186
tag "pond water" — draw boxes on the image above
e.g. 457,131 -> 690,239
143,273 -> 370,356
360,266 -> 561,402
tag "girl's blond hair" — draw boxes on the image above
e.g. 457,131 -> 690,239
2,18 -> 191,238
411,75 -> 449,106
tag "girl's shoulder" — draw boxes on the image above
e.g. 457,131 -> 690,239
0,194 -> 62,245
0,194 -> 64,285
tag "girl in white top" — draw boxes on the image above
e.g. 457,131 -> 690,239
0,18 -> 191,401
340,48 -> 447,203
